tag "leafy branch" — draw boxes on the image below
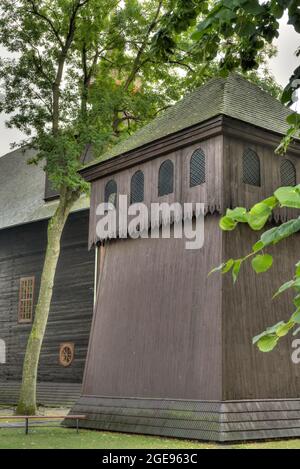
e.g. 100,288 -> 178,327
211,185 -> 300,352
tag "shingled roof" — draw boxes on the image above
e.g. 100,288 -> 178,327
0,147 -> 89,231
87,73 -> 292,168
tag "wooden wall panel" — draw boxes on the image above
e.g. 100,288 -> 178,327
0,210 -> 94,385
223,224 -> 300,400
181,136 -> 223,212
70,395 -> 300,441
83,214 -> 223,401
0,381 -> 81,406
88,135 -> 223,246
223,134 -> 300,221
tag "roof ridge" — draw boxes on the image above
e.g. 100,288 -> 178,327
84,73 -> 291,168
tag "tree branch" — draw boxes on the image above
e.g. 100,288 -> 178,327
26,0 -> 64,48
52,0 -> 91,135
168,60 -> 195,73
123,0 -> 163,91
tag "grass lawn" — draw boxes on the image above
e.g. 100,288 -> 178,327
1,426 -> 300,449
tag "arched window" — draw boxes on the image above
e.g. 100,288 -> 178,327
190,148 -> 205,187
158,160 -> 174,196
242,148 -> 261,187
280,159 -> 296,186
130,170 -> 144,204
0,339 -> 5,364
104,179 -> 117,206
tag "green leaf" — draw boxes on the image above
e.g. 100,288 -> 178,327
272,4 -> 284,18
259,218 -> 300,247
294,294 -> 300,308
252,240 -> 264,252
215,7 -> 236,23
259,226 -> 279,246
293,277 -> 300,290
276,321 -> 294,337
253,322 -> 283,345
261,196 -> 278,209
251,254 -> 273,273
274,218 -> 300,242
222,258 -> 234,273
291,309 -> 300,324
219,216 -> 237,231
253,331 -> 267,344
243,0 -> 264,16
226,206 -> 247,222
273,279 -> 295,298
193,17 -> 213,37
232,259 -> 242,283
256,334 -> 279,352
190,30 -> 202,40
247,202 -> 272,230
266,321 -> 285,334
286,112 -> 300,126
274,186 -> 300,207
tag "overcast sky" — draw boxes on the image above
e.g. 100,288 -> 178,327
0,13 -> 299,157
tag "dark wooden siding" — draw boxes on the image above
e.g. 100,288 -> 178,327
83,214 -> 222,401
88,136 -> 223,246
0,210 -> 94,385
70,395 -> 300,442
221,133 -> 300,400
223,133 -> 299,221
0,381 -> 81,407
76,118 -> 300,440
223,224 -> 300,400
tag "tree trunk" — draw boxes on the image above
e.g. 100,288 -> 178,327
16,189 -> 79,415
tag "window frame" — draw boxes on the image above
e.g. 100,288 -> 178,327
158,159 -> 174,197
104,179 -> 118,206
18,276 -> 35,324
242,147 -> 261,187
190,148 -> 206,188
280,158 -> 296,187
130,170 -> 145,204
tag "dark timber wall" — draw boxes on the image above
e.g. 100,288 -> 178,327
71,117 -> 300,441
84,215 -> 222,400
0,210 -> 94,403
223,225 -> 300,400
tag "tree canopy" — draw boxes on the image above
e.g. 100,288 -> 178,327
154,0 -> 299,148
0,1 -> 282,192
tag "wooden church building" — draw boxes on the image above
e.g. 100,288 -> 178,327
70,74 -> 300,441
0,146 -> 95,405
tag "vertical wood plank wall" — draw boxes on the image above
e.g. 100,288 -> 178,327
82,215 -> 223,401
88,135 -> 223,246
86,125 -> 300,404
223,133 -> 299,220
223,225 -> 300,400
222,133 -> 300,399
